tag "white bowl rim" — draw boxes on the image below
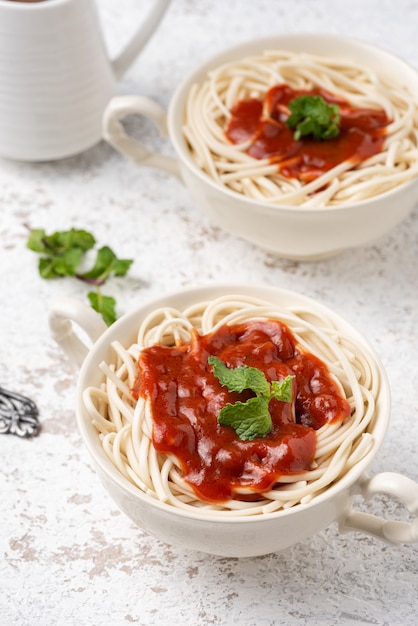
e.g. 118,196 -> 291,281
75,282 -> 391,525
167,32 -> 418,215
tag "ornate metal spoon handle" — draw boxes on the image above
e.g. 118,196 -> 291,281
0,387 -> 40,437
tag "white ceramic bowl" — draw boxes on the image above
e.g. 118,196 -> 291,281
102,33 -> 418,261
49,284 -> 418,557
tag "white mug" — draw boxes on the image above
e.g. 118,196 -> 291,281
0,0 -> 171,161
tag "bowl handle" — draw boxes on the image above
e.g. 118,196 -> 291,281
48,298 -> 108,368
102,95 -> 181,179
339,472 -> 418,545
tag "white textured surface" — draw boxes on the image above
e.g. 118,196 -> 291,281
1,1 -> 418,624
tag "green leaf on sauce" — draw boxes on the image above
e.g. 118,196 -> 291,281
208,355 -> 294,441
271,377 -> 294,403
208,355 -> 270,396
217,396 -> 272,441
286,95 -> 341,141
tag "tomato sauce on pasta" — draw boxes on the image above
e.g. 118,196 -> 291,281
225,85 -> 390,183
134,320 -> 350,503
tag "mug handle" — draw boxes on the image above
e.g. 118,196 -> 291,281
48,298 -> 108,368
340,472 -> 418,545
112,0 -> 172,79
102,95 -> 181,179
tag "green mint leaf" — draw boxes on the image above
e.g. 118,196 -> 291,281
35,228 -> 95,255
87,291 -> 117,326
78,245 -> 117,284
26,228 -> 48,253
208,355 -> 270,395
44,228 -> 95,254
271,375 -> 294,402
38,256 -> 58,279
112,258 -> 134,277
218,396 -> 272,441
69,229 -> 96,252
286,95 -> 340,141
38,247 -> 83,279
78,246 -> 133,284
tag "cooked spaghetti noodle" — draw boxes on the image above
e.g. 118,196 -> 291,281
83,294 -> 380,517
182,50 -> 418,206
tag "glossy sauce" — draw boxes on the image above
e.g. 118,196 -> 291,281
133,320 -> 351,503
225,84 -> 391,182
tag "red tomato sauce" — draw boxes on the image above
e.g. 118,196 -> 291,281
225,84 -> 390,182
133,320 -> 351,503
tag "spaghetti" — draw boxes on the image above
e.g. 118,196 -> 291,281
182,50 -> 418,206
83,294 -> 380,517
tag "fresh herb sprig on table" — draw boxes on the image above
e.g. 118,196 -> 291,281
286,95 -> 341,141
26,227 -> 133,326
208,355 -> 294,441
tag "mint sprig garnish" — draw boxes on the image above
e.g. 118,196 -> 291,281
26,227 -> 133,326
286,95 -> 340,141
208,355 -> 294,441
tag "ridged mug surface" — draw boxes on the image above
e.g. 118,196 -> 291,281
0,0 -> 171,160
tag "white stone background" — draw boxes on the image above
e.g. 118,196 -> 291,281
1,0 -> 418,624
